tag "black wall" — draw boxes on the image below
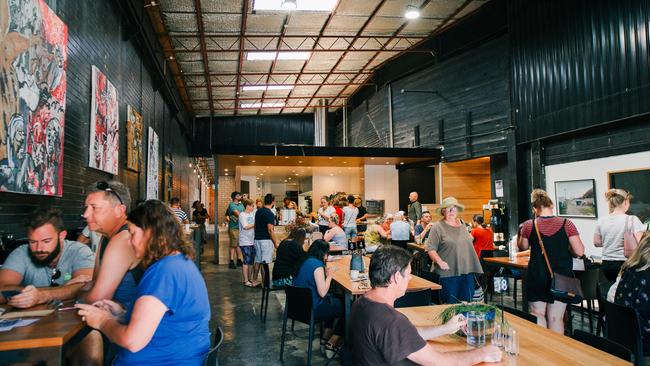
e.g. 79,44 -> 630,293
398,167 -> 436,212
0,0 -> 194,238
191,114 -> 315,155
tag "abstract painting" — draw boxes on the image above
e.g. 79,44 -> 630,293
89,65 -> 119,174
126,105 -> 143,171
0,0 -> 68,196
555,179 -> 597,218
146,127 -> 159,199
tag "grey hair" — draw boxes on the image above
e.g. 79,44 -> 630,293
86,180 -> 132,209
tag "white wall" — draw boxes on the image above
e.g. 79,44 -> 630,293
545,150 -> 650,257
364,164 -> 399,215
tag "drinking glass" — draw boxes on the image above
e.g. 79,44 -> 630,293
491,323 -> 503,348
466,311 -> 486,347
504,327 -> 519,355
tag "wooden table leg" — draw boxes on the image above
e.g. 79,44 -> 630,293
521,270 -> 528,312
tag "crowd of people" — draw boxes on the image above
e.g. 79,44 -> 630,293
0,182 -> 648,365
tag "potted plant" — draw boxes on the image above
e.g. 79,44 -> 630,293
436,302 -> 507,337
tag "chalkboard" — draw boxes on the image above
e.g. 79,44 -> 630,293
366,200 -> 385,216
609,168 -> 650,225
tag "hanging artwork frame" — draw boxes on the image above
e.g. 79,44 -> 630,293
89,65 -> 119,174
146,127 -> 159,199
126,105 -> 143,171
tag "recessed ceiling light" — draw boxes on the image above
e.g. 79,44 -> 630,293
285,156 -> 289,159
288,177 -> 292,180
252,160 -> 256,163
370,157 -> 375,160
295,173 -> 298,176
405,5 -> 420,19
225,173 -> 228,176
343,161 -> 347,164
281,0 -> 297,10
260,173 -> 264,176
239,155 -> 244,158
224,169 -> 228,172
329,173 -> 334,176
242,85 -> 294,91
328,157 -> 333,159
253,0 -> 336,11
385,162 -> 390,164
246,52 -> 311,61
399,162 -> 404,165
298,160 -> 303,163
284,180 -> 287,182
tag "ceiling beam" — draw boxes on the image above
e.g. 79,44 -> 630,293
300,0 -> 389,113
233,0 -> 249,115
258,13 -> 291,115
167,48 -> 433,53
193,0 -> 213,115
180,82 -> 369,89
192,95 -> 344,102
164,34 -> 428,39
180,71 -> 373,77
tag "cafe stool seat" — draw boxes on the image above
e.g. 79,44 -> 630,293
260,262 -> 284,324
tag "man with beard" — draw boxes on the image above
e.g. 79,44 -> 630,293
0,207 -> 94,307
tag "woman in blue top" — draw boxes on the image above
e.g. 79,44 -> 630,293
323,214 -> 347,246
77,200 -> 211,365
293,239 -> 344,355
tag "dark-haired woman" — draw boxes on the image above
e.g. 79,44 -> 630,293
293,239 -> 344,355
272,228 -> 307,287
77,200 -> 211,365
518,189 -> 585,334
470,214 -> 494,258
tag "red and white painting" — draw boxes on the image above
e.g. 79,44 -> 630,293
89,65 -> 119,174
0,0 -> 68,196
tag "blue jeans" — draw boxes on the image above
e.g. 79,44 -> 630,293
440,274 -> 475,304
343,226 -> 357,239
314,295 -> 345,335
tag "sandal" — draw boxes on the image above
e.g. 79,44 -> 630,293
324,342 -> 341,359
243,281 -> 253,287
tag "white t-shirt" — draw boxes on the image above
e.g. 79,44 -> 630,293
595,214 -> 645,261
342,206 -> 359,228
317,206 -> 336,226
82,225 -> 103,253
238,211 -> 255,246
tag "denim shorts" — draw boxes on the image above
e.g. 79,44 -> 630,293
240,245 -> 256,265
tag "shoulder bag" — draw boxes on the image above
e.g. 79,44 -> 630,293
623,215 -> 639,258
534,219 -> 584,304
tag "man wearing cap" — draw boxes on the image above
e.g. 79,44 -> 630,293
425,197 -> 483,304
226,191 -> 244,269
408,192 -> 422,225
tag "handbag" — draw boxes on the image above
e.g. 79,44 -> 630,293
623,215 -> 639,258
534,219 -> 584,304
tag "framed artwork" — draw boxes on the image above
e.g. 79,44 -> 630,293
89,65 -> 119,174
609,168 -> 650,225
0,0 -> 68,196
164,153 -> 173,203
555,179 -> 597,218
126,105 -> 143,171
146,127 -> 159,199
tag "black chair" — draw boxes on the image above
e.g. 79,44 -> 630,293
603,301 -> 645,366
204,326 -> 224,366
280,286 -> 317,365
394,289 -> 432,308
574,268 -> 599,333
503,305 -> 537,324
573,329 -> 632,362
595,274 -> 612,336
416,270 -> 440,305
260,262 -> 284,323
480,250 -> 521,307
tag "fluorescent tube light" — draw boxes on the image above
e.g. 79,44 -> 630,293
246,51 -> 311,61
253,0 -> 336,11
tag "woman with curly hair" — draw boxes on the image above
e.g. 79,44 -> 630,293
77,200 -> 211,365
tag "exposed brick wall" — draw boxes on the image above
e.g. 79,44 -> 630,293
0,0 -> 193,237
216,175 -> 236,226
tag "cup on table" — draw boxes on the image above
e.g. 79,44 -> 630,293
350,269 -> 359,280
466,311 -> 486,347
504,327 -> 519,355
492,323 -> 503,348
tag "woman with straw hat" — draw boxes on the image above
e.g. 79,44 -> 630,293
425,197 -> 483,303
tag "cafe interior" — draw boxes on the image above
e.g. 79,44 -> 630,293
1,0 -> 649,365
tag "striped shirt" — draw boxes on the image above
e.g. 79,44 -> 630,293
521,216 -> 579,239
171,207 -> 188,222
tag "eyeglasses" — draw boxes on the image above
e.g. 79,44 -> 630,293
50,268 -> 61,287
96,181 -> 124,205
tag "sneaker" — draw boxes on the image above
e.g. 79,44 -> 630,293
228,261 -> 236,269
236,259 -> 243,266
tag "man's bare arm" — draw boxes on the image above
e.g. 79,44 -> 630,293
84,231 -> 137,303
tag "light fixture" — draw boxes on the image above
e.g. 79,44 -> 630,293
329,173 -> 334,176
224,169 -> 228,172
281,0 -> 297,10
284,156 -> 289,159
239,155 -> 243,158
247,52 -> 311,61
242,85 -> 294,91
385,162 -> 390,164
252,160 -> 256,163
189,163 -> 192,168
193,169 -> 196,173
405,5 -> 420,19
240,102 -> 286,108
400,162 -> 404,165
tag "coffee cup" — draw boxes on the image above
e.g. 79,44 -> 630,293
350,269 -> 359,280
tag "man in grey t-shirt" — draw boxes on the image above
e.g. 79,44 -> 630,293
0,208 -> 95,308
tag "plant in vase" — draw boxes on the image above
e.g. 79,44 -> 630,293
436,302 -> 507,338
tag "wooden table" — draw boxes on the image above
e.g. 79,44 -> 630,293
329,255 -> 441,338
482,256 -> 530,311
407,242 -> 425,252
0,304 -> 91,365
398,305 -> 631,366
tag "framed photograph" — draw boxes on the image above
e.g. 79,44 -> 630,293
555,179 -> 597,218
608,168 -> 650,226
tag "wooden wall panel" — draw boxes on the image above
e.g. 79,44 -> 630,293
437,157 -> 492,223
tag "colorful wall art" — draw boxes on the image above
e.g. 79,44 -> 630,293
146,127 -> 159,199
89,65 -> 119,174
126,105 -> 143,171
0,0 -> 68,196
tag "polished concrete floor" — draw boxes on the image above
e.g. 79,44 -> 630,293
201,225 -> 599,365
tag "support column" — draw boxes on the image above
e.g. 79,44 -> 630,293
342,99 -> 348,147
314,99 -> 328,146
387,84 -> 394,147
212,154 -> 220,264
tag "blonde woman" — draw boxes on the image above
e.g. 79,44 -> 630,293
518,189 -> 585,334
614,234 -> 650,356
594,189 -> 645,282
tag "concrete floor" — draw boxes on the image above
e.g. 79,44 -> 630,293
201,226 -> 598,365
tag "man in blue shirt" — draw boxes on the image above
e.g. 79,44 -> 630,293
390,211 -> 411,250
414,211 -> 433,243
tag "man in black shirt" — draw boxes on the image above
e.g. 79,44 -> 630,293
252,193 -> 279,285
349,246 -> 501,366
